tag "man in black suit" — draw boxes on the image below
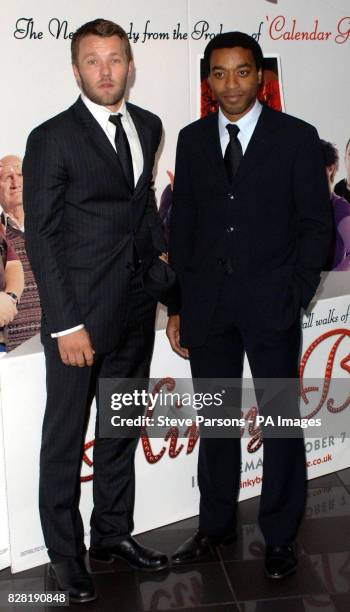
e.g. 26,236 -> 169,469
23,19 -> 168,603
167,32 -> 332,578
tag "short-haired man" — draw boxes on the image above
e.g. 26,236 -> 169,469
167,32 -> 332,579
0,155 -> 41,350
23,19 -> 167,603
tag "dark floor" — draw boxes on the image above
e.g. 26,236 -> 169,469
1,468 -> 350,611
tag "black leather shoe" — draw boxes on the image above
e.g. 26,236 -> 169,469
172,531 -> 213,565
49,557 -> 96,603
89,536 -> 168,571
265,543 -> 297,579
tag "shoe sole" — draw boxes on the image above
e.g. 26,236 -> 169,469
90,554 -> 168,572
69,594 -> 97,603
264,565 -> 297,579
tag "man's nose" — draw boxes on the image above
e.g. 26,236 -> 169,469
100,61 -> 112,77
226,71 -> 239,89
11,173 -> 21,188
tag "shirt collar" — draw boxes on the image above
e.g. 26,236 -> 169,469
218,98 -> 262,137
0,209 -> 24,233
81,93 -> 127,132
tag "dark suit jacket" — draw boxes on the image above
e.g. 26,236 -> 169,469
23,97 -> 165,353
169,104 -> 333,347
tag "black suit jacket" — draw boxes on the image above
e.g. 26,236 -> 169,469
23,97 -> 165,353
169,104 -> 333,347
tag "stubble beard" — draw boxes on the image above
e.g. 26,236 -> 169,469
79,74 -> 128,108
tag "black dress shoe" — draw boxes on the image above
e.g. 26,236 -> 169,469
49,557 -> 96,603
89,536 -> 168,571
265,543 -> 297,579
172,531 -> 213,565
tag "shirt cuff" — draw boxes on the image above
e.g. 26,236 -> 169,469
51,324 -> 84,338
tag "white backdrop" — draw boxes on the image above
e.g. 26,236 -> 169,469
1,0 -> 350,180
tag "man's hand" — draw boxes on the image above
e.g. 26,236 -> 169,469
0,292 -> 17,326
57,328 -> 95,367
166,314 -> 189,359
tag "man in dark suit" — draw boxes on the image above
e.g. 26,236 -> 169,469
23,19 -> 168,603
167,32 -> 332,579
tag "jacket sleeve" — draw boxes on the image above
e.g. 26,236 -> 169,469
143,118 -> 168,254
167,128 -> 198,315
293,125 -> 333,309
169,129 -> 197,277
23,126 -> 83,333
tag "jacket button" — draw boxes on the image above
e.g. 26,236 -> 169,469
227,227 -> 235,233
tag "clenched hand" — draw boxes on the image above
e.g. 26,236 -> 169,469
166,314 -> 189,359
0,292 -> 17,326
57,328 -> 95,367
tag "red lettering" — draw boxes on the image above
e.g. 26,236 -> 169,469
335,17 -> 350,43
268,15 -> 332,42
268,15 -> 286,40
81,439 -> 94,482
299,329 -> 350,418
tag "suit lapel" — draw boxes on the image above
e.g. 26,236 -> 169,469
72,97 -> 131,192
126,102 -> 152,196
234,105 -> 280,187
200,112 -> 229,188
200,105 -> 281,190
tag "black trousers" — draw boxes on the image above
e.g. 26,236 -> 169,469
189,276 -> 307,546
39,271 -> 156,561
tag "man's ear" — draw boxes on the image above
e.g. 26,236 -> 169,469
257,68 -> 263,85
128,60 -> 134,78
72,63 -> 81,87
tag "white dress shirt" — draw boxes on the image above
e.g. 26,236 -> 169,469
52,94 -> 144,338
81,94 -> 144,184
218,98 -> 263,156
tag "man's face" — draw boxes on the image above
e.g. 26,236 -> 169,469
345,143 -> 350,182
0,156 -> 23,211
207,46 -> 262,121
73,34 -> 132,111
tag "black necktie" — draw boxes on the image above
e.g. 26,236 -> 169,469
109,114 -> 134,190
224,124 -> 243,183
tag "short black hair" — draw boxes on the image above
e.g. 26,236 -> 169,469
203,31 -> 264,77
320,139 -> 339,168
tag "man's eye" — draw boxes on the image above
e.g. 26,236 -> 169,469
87,59 -> 97,65
213,71 -> 224,79
238,70 -> 249,77
111,58 -> 121,64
